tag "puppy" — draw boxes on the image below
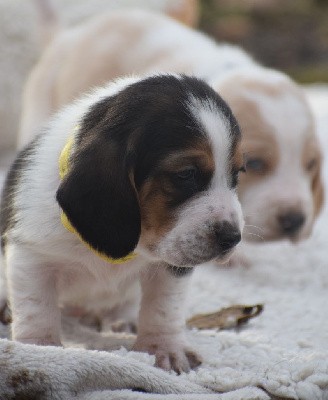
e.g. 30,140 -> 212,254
214,72 -> 323,244
1,74 -> 244,372
18,9 -> 323,249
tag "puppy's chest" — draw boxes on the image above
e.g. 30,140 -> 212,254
56,254 -> 145,309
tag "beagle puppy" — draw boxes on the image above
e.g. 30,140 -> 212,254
18,9 -> 323,248
1,74 -> 244,372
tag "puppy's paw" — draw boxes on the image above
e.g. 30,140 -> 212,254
133,334 -> 201,373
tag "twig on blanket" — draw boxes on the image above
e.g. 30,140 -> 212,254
186,304 -> 264,330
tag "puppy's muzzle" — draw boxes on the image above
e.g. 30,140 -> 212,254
214,221 -> 241,254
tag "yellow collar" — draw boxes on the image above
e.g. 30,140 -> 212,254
58,128 -> 136,264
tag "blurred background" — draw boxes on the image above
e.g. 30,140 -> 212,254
0,0 -> 327,156
199,0 -> 328,83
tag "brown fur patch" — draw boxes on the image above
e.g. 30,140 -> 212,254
302,135 -> 324,217
231,139 -> 244,172
138,145 -> 215,249
218,81 -> 279,193
159,146 -> 215,173
166,0 -> 199,27
312,168 -> 324,217
139,177 -> 175,234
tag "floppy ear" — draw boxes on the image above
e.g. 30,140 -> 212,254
312,163 -> 324,218
56,130 -> 141,260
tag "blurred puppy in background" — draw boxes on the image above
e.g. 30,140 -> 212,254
18,5 -> 323,256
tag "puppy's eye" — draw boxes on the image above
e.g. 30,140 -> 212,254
176,168 -> 197,180
306,158 -> 317,172
245,158 -> 266,173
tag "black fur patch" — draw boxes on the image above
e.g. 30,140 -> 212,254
0,138 -> 40,252
56,75 -> 241,260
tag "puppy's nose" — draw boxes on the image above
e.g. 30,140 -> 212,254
214,221 -> 241,252
278,212 -> 305,235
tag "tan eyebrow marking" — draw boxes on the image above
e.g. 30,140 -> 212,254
159,139 -> 215,173
231,140 -> 244,171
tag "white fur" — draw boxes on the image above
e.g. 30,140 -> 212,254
187,96 -> 231,188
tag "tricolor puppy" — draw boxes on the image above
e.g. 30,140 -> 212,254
18,9 -> 323,251
1,74 -> 244,372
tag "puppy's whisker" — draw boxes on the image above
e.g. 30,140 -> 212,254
244,232 -> 265,241
244,224 -> 264,232
242,212 -> 263,217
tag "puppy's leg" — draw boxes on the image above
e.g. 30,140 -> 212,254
6,245 -> 61,345
133,265 -> 201,373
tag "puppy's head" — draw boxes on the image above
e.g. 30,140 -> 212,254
214,69 -> 323,243
56,75 -> 244,267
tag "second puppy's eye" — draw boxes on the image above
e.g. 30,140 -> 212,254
176,168 -> 197,180
306,158 -> 317,172
245,158 -> 266,173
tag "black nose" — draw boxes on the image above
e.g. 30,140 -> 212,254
278,212 -> 305,235
214,221 -> 241,253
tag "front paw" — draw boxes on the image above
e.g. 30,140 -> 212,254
133,334 -> 201,373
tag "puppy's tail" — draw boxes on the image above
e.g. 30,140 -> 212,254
32,0 -> 61,48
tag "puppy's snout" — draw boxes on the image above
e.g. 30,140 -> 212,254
214,221 -> 241,253
278,211 -> 305,236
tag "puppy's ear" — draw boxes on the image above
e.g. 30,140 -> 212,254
56,124 -> 141,260
312,163 -> 324,218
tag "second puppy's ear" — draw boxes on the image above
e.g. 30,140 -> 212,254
56,121 -> 141,260
312,160 -> 324,219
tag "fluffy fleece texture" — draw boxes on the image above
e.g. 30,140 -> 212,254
0,86 -> 327,399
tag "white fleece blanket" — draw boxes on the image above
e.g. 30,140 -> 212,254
0,86 -> 327,399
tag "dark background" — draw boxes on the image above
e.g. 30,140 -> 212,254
199,0 -> 328,83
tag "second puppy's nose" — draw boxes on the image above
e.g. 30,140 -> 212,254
214,221 -> 241,252
278,212 -> 305,236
